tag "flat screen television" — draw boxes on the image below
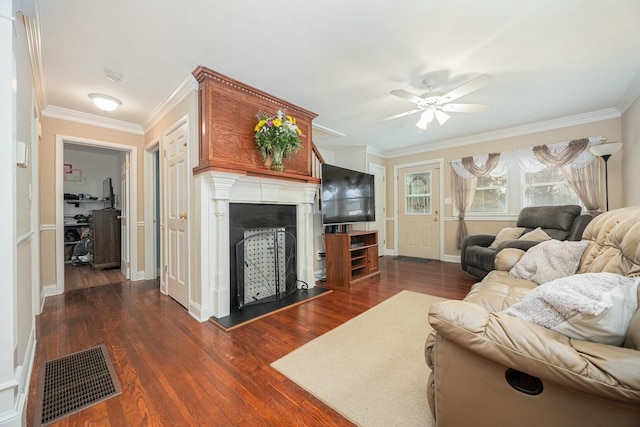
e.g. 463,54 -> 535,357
103,177 -> 114,209
321,164 -> 375,225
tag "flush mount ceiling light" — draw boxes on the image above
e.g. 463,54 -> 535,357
88,93 -> 122,112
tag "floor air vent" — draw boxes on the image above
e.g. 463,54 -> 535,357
34,344 -> 122,426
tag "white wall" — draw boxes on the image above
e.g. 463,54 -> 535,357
63,146 -> 121,216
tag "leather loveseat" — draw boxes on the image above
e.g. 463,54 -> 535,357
461,204 -> 593,280
425,206 -> 640,427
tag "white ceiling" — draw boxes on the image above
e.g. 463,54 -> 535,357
34,0 -> 640,156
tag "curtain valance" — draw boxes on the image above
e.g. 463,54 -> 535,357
451,136 -> 604,179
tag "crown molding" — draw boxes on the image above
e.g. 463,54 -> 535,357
384,108 -> 621,158
312,122 -> 346,137
365,144 -> 387,158
41,106 -> 144,135
142,73 -> 198,133
17,4 -> 46,114
617,72 -> 640,114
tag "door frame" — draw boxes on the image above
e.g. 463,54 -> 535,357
393,158 -> 444,259
55,134 -> 138,294
144,139 -> 161,283
368,161 -> 386,255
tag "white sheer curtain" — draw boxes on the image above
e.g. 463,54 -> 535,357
450,136 -> 605,243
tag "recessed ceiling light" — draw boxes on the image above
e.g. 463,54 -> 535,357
88,93 -> 122,111
104,69 -> 123,83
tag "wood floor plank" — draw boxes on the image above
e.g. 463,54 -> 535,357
27,257 -> 475,426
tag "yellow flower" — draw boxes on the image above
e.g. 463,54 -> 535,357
286,115 -> 293,123
254,120 -> 266,132
296,128 -> 302,135
273,118 -> 283,127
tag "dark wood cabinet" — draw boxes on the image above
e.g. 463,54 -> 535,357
325,231 -> 380,287
91,209 -> 121,270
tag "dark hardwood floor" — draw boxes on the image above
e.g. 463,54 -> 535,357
28,257 -> 475,426
64,263 -> 128,292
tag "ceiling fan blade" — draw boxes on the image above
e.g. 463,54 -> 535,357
441,74 -> 494,103
435,110 -> 450,125
416,110 -> 435,129
441,103 -> 491,113
382,109 -> 422,121
390,89 -> 425,104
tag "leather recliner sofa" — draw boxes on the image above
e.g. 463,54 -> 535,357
425,206 -> 640,426
461,204 -> 593,280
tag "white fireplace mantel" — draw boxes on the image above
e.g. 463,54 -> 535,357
194,171 -> 319,321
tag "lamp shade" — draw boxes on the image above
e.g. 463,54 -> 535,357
589,142 -> 623,157
89,93 -> 122,112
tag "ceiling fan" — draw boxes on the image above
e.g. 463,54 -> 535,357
385,74 -> 494,130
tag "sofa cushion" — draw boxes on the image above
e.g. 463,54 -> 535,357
509,239 -> 589,284
579,206 -> 640,277
465,271 -> 538,311
519,227 -> 552,242
489,227 -> 525,249
504,273 -> 640,346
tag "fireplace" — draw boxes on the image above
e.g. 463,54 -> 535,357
229,203 -> 297,310
194,171 -> 319,321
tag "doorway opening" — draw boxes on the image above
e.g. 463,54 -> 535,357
55,135 -> 138,294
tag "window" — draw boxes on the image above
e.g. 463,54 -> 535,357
405,172 -> 431,214
469,175 -> 507,213
462,166 -> 583,216
522,167 -> 581,208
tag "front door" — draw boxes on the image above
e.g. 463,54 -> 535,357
397,164 -> 440,259
165,122 -> 189,308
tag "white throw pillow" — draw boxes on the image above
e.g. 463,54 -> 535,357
504,273 -> 640,345
509,239 -> 589,284
489,227 -> 526,249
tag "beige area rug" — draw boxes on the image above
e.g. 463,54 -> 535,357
271,290 -> 446,427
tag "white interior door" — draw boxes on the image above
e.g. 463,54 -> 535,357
165,123 -> 189,308
397,164 -> 440,259
369,163 -> 386,256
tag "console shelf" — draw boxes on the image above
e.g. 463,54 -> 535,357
325,230 -> 380,287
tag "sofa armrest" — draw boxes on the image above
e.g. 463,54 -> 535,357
567,214 -> 593,241
428,300 -> 640,404
461,234 -> 496,270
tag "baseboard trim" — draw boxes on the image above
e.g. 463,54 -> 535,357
189,301 -> 209,323
443,254 -> 461,264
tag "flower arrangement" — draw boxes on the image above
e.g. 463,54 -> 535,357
254,110 -> 303,171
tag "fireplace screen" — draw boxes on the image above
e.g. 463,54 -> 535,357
235,227 -> 297,309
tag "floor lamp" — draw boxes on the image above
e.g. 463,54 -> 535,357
589,142 -> 623,211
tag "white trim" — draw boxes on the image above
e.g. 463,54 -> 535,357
16,231 -> 33,248
368,161 -> 387,252
312,122 -> 345,137
40,224 -> 55,231
443,254 -> 461,264
189,301 -> 208,322
393,158 -> 445,260
144,140 -> 160,280
384,108 -> 621,158
444,215 -> 518,222
143,74 -> 198,133
18,7 -> 46,114
366,144 -> 387,159
42,106 -> 144,135
136,221 -> 144,227
617,72 -> 640,114
55,135 -> 138,295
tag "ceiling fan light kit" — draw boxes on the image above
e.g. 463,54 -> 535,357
388,74 -> 494,130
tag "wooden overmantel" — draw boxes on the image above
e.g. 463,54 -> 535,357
192,66 -> 319,183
